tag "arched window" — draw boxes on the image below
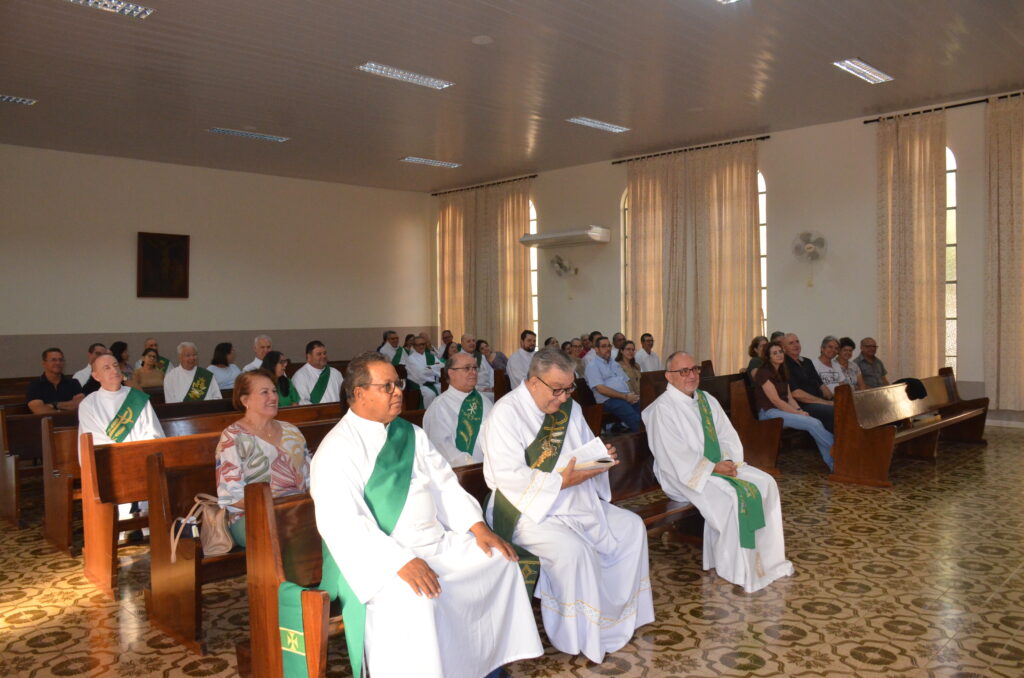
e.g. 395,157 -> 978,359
529,201 -> 538,336
758,171 -> 767,335
945,148 -> 957,373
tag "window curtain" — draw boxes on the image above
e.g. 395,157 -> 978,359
985,96 -> 1024,409
436,178 -> 533,354
876,111 -> 946,380
625,142 -> 760,373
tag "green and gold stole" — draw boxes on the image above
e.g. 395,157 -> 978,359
455,390 -> 484,453
104,388 -> 150,442
156,355 -> 170,372
489,398 -> 573,596
696,390 -> 765,549
308,367 -> 331,404
184,367 -> 214,401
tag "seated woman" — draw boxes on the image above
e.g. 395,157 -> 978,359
109,341 -> 133,382
476,338 -> 508,371
261,350 -> 300,406
754,343 -> 835,471
746,335 -> 768,377
836,336 -> 867,391
208,342 -> 241,390
215,370 -> 310,547
615,340 -> 642,395
544,336 -> 560,348
130,347 -> 165,388
811,335 -> 845,399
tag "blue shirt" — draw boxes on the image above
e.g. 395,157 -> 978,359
584,356 -> 631,404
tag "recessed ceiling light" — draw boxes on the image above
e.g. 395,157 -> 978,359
358,62 -> 454,90
207,127 -> 290,143
401,156 -> 461,169
0,94 -> 37,106
64,0 -> 155,19
716,0 -> 743,4
833,58 -> 893,84
566,116 -> 630,134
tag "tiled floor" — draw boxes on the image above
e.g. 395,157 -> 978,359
1,428 -> 1022,677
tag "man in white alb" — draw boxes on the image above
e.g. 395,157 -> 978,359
163,342 -> 222,402
405,335 -> 443,409
423,351 -> 492,467
73,343 -> 108,385
481,347 -> 654,663
378,331 -> 400,361
241,334 -> 272,372
642,351 -> 793,593
636,333 -> 662,372
292,340 -> 343,405
310,352 -> 542,678
505,330 -> 537,389
459,334 -> 495,402
78,353 -> 164,456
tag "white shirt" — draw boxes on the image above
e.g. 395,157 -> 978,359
405,350 -> 441,389
78,386 -> 165,459
207,364 -> 241,390
72,364 -> 92,386
163,365 -> 223,403
422,388 -> 492,467
378,343 -> 398,361
241,357 -> 264,372
812,357 -> 846,395
505,348 -> 534,389
292,363 -> 343,405
636,348 -> 662,373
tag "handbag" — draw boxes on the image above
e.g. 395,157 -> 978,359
170,493 -> 234,562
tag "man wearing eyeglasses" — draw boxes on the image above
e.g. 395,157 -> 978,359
423,351 -> 492,467
480,347 -> 654,664
310,352 -> 542,678
405,336 -> 443,408
643,351 -> 793,593
584,336 -> 643,433
459,333 -> 495,402
854,337 -> 889,388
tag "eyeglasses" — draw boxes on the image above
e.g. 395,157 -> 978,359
448,365 -> 478,372
862,344 -> 878,348
364,379 -> 405,394
535,375 -> 577,397
666,366 -> 702,377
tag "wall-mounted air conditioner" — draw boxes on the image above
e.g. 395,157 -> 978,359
518,225 -> 610,249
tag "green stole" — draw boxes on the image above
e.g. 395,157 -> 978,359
455,390 -> 484,453
308,367 -> 331,404
489,398 -> 573,596
278,380 -> 300,407
184,367 -> 214,401
406,352 -> 439,408
390,347 -> 406,366
104,388 -> 150,442
696,390 -> 765,549
156,355 -> 170,372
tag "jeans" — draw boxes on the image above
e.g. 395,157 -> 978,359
602,397 -> 643,432
759,408 -> 835,471
801,402 -> 835,433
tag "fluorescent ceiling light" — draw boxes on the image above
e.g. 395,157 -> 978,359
401,156 -> 461,168
207,128 -> 290,143
833,58 -> 893,84
566,116 -> 630,133
716,0 -> 743,4
0,94 -> 37,106
64,0 -> 155,19
358,62 -> 454,90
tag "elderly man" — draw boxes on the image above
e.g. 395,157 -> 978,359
781,333 -> 834,433
378,330 -> 400,361
72,343 -> 108,386
310,352 -> 542,678
643,351 -> 793,592
481,347 -> 653,664
636,333 -> 662,372
505,330 -> 537,389
610,332 -> 626,361
405,335 -> 443,408
26,348 -> 84,414
79,353 -> 164,448
458,334 -> 495,402
585,336 -> 643,432
855,337 -> 890,387
163,342 -> 221,402
133,338 -> 170,371
292,340 -> 343,405
241,335 -> 272,372
422,351 -> 492,467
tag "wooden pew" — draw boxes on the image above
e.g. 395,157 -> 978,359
728,380 -> 784,476
606,430 -> 699,533
1,408 -> 76,527
928,367 -> 989,443
493,369 -> 510,401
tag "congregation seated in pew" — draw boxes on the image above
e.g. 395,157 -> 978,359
422,350 -> 491,467
292,340 -> 343,405
836,336 -> 867,390
746,335 -> 768,377
812,335 -> 846,397
26,347 -> 84,414
260,350 -> 300,406
133,337 -> 170,372
130,347 -> 166,388
241,334 -> 272,373
72,342 -> 107,386
404,334 -> 443,408
78,353 -> 164,453
586,335 -> 643,432
636,332 -> 662,372
855,336 -> 890,387
207,341 -> 242,390
457,333 -> 496,401
782,333 -> 834,432
164,342 -> 222,403
615,339 -> 643,395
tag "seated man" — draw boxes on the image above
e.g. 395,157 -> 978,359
378,330 -> 400,361
459,334 -> 495,402
78,354 -> 164,449
405,335 -> 443,408
481,347 -> 653,663
72,343 -> 107,386
438,329 -> 455,359
581,330 -> 602,364
505,330 -> 537,389
782,333 -> 834,432
635,333 -> 662,372
292,340 -> 343,405
241,334 -> 272,372
26,348 -> 84,414
164,342 -> 222,403
610,332 -> 626,361
643,351 -> 793,592
585,336 -> 642,432
310,352 -> 542,678
854,337 -> 890,388
422,351 -> 492,466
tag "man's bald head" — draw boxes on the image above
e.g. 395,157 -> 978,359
782,333 -> 802,359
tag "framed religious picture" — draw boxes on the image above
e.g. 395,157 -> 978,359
137,232 -> 190,298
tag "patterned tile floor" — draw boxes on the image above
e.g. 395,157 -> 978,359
1,428 -> 1022,677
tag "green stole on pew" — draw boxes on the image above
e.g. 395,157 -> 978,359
308,367 -> 331,404
489,398 -> 573,596
104,388 -> 150,442
276,416 -> 417,678
184,367 -> 214,401
156,355 -> 170,372
696,389 -> 765,549
455,390 -> 484,453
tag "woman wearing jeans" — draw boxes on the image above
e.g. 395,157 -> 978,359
754,343 -> 835,471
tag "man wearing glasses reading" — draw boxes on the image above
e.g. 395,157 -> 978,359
423,351 -> 492,467
310,352 -> 542,678
643,351 -> 793,593
480,347 -> 654,664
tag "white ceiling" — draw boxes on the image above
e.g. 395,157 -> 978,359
2,0 -> 1023,193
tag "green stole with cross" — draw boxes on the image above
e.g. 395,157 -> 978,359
104,388 -> 150,442
696,389 -> 765,549
184,367 -> 214,401
455,390 -> 484,453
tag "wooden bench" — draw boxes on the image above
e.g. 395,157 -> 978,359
1,408 -> 77,527
493,369 -> 510,401
571,377 -> 605,435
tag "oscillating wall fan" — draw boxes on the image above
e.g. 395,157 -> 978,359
791,231 -> 827,286
551,254 -> 578,277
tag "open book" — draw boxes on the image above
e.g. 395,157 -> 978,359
556,436 -> 614,471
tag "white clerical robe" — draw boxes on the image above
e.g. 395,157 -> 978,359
481,384 -> 654,663
77,386 -> 165,461
163,365 -> 223,403
310,411 -> 542,677
505,349 -> 533,389
405,350 -> 442,409
636,349 -> 662,373
473,355 -> 495,403
241,357 -> 263,372
378,343 -> 398,361
72,364 -> 92,386
291,363 -> 343,405
422,388 -> 492,467
642,384 -> 794,593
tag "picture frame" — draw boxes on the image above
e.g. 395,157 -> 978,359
137,232 -> 190,298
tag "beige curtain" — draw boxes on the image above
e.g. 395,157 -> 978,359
625,142 -> 760,372
986,96 -> 1024,409
437,178 -> 533,354
876,111 -> 946,380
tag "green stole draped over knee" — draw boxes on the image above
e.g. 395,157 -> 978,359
455,390 -> 484,454
276,416 -> 416,678
104,388 -> 150,442
308,367 -> 331,404
184,367 -> 214,401
488,398 -> 573,596
696,390 -> 765,549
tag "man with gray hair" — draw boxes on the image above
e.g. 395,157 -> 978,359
378,330 -> 400,361
241,334 -> 272,372
73,343 -> 108,386
422,351 -> 492,467
163,342 -> 221,402
480,347 -> 653,664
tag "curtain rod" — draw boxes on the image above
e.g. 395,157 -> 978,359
431,174 -> 537,197
611,135 -> 769,165
862,91 -> 1024,124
